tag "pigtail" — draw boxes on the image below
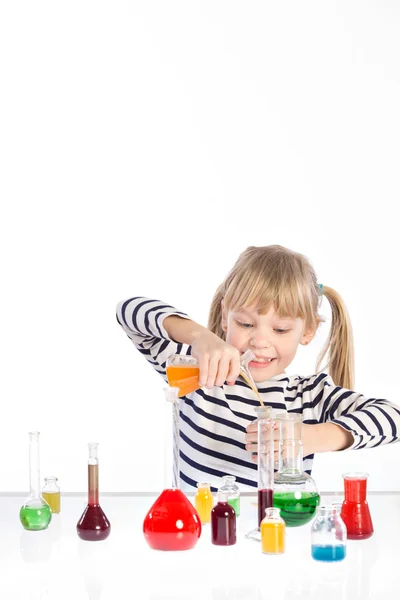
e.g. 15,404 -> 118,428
207,283 -> 226,341
316,286 -> 355,390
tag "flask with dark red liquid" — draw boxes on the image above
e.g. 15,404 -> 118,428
142,386 -> 202,551
77,443 -> 111,541
340,472 -> 374,540
211,492 -> 237,546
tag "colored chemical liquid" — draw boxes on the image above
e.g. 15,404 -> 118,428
341,477 -> 374,539
211,501 -> 236,546
195,487 -> 214,524
228,497 -> 240,517
273,492 -> 320,527
42,492 -> 61,514
261,520 -> 285,554
77,504 -> 111,541
258,488 -> 274,526
166,364 -> 200,397
143,488 -> 202,551
19,504 -> 52,531
311,544 -> 346,562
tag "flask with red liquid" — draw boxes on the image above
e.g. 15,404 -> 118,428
77,442 -> 111,541
211,492 -> 237,546
340,472 -> 374,540
142,386 -> 202,551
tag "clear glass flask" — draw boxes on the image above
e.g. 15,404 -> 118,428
261,507 -> 285,555
245,406 -> 274,541
218,475 -> 240,516
42,476 -> 61,514
311,505 -> 347,561
195,482 -> 214,524
340,472 -> 374,539
142,386 -> 202,550
211,491 -> 237,546
273,413 -> 320,526
19,432 -> 52,531
166,349 -> 265,406
76,443 -> 111,541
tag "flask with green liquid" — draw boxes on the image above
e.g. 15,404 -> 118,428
19,432 -> 52,531
273,413 -> 320,526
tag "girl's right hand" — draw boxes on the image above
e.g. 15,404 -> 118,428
190,331 -> 241,389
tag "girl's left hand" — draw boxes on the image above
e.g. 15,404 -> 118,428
245,422 -> 315,461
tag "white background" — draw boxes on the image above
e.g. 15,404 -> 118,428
1,1 -> 400,493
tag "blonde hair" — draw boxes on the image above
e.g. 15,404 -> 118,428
207,245 -> 354,389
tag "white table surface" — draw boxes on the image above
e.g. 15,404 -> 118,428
0,492 -> 398,600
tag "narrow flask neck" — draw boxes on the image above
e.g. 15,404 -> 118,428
278,440 -> 303,475
88,464 -> 99,505
344,478 -> 367,502
29,433 -> 40,498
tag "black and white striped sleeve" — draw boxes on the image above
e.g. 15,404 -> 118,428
312,374 -> 400,450
116,297 -> 191,379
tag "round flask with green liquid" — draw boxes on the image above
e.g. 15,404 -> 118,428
273,413 -> 320,527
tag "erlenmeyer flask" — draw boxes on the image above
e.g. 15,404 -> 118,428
76,443 -> 111,541
273,413 -> 320,526
166,350 -> 264,404
143,386 -> 202,550
340,472 -> 374,539
19,432 -> 52,531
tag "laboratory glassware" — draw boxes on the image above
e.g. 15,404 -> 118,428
261,507 -> 285,554
143,386 -> 202,550
218,475 -> 240,516
273,413 -> 320,526
195,482 -> 214,524
340,472 -> 374,539
166,349 -> 265,406
211,492 -> 237,546
245,406 -> 274,542
42,476 -> 61,514
19,432 -> 52,531
311,504 -> 347,561
76,442 -> 111,541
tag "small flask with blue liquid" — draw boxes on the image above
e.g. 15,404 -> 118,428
311,505 -> 347,562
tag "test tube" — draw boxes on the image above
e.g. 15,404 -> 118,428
257,408 -> 275,527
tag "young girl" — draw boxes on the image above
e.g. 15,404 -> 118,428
116,245 -> 400,491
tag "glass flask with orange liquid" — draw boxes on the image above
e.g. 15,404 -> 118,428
194,482 -> 214,524
166,349 -> 266,404
261,507 -> 285,555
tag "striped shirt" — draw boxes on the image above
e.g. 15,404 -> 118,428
116,297 -> 400,492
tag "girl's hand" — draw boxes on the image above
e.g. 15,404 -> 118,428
190,331 -> 241,388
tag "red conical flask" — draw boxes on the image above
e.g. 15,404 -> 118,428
77,443 -> 111,541
340,472 -> 373,540
143,386 -> 202,551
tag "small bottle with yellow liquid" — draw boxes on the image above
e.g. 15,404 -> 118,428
195,482 -> 213,524
261,507 -> 285,555
42,476 -> 61,514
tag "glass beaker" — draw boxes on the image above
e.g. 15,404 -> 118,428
245,406 -> 274,542
211,492 -> 237,546
142,386 -> 202,550
273,413 -> 320,527
261,507 -> 285,555
311,504 -> 347,561
19,432 -> 52,531
195,482 -> 214,524
166,350 -> 265,405
218,475 -> 240,516
76,443 -> 111,541
340,472 -> 374,539
42,476 -> 61,514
